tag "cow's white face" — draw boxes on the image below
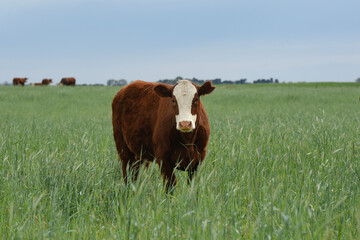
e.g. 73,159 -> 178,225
173,80 -> 197,132
154,79 -> 215,133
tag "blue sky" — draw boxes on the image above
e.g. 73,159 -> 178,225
1,0 -> 359,84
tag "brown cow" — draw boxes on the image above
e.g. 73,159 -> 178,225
60,77 -> 76,86
32,79 -> 52,86
13,78 -> 28,86
112,80 -> 215,192
42,79 -> 53,85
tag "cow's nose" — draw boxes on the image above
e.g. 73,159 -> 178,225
179,121 -> 192,131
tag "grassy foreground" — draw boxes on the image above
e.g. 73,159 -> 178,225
0,83 -> 360,239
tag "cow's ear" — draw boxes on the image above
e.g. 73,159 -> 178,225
154,84 -> 172,98
198,81 -> 215,96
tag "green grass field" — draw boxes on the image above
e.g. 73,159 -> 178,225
1,83 -> 360,239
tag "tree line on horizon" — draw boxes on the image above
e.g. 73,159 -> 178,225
107,76 -> 279,86
3,76 -> 359,86
157,76 -> 281,85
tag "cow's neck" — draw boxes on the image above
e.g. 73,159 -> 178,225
178,127 -> 198,144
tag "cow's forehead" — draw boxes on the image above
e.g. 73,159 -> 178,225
173,80 -> 197,98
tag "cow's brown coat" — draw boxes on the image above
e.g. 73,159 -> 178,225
112,80 -> 215,192
13,78 -> 27,86
60,77 -> 76,86
42,79 -> 53,85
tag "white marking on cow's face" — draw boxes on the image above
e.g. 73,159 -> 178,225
173,80 -> 197,132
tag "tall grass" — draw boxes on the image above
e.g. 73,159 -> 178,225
0,83 -> 359,239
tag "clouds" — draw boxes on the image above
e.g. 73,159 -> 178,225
0,1 -> 360,83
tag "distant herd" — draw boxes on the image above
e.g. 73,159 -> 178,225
12,77 -> 76,86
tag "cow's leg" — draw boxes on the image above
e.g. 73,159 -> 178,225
187,163 -> 199,185
113,126 -> 136,185
159,160 -> 177,194
119,149 -> 135,185
129,154 -> 143,182
115,138 -> 135,185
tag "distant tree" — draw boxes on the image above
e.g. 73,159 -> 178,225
235,79 -> 247,84
107,79 -> 127,86
356,77 -> 360,83
253,78 -> 278,84
192,79 -> 205,85
223,80 -> 234,84
211,78 -> 222,84
158,79 -> 177,85
107,79 -> 114,86
118,79 -> 127,86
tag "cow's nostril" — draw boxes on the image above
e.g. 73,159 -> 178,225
180,121 -> 192,129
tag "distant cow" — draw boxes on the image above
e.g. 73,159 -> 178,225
112,80 -> 215,192
32,79 -> 51,86
42,79 -> 53,85
60,77 -> 76,86
13,78 -> 28,86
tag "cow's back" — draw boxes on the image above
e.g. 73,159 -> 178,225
112,81 -> 161,156
61,77 -> 76,85
13,78 -> 26,85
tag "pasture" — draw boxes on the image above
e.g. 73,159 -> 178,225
0,83 -> 359,239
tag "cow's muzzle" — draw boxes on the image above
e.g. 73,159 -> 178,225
178,121 -> 194,132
